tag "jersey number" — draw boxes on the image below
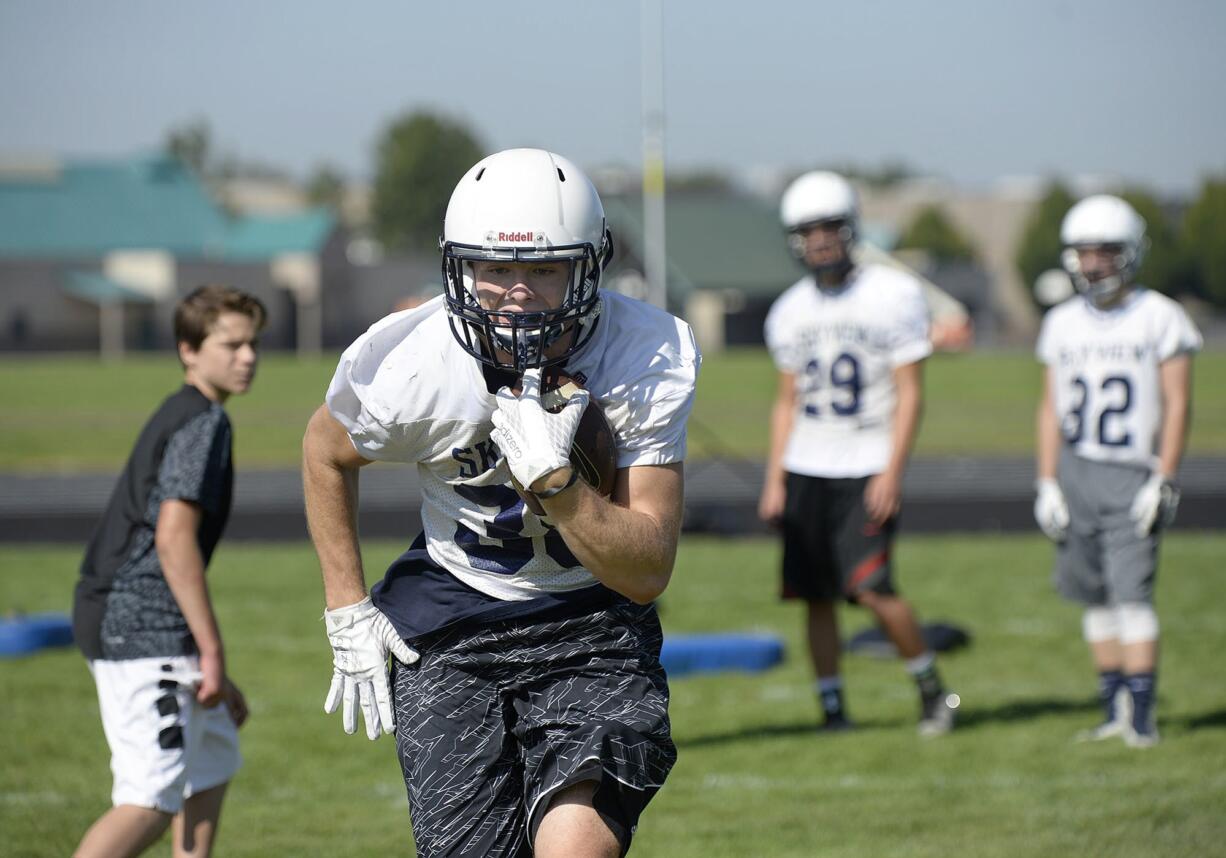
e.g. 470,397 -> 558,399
1064,375 -> 1133,447
453,484 -> 579,575
800,353 -> 862,417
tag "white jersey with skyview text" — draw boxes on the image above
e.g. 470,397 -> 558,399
326,293 -> 700,602
1036,288 -> 1202,467
765,264 -> 932,478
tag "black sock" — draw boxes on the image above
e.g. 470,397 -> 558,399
1125,671 -> 1156,732
1097,669 -> 1125,723
914,665 -> 944,703
817,680 -> 847,721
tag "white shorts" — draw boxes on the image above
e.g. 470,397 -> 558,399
90,656 -> 241,813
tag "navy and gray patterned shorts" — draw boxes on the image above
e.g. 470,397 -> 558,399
391,602 -> 675,857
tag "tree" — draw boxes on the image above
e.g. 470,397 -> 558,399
306,164 -> 347,213
897,205 -> 977,262
667,169 -> 732,193
1117,189 -> 1180,296
1181,177 -> 1226,306
165,118 -> 212,176
371,111 -> 485,251
1015,183 -> 1076,300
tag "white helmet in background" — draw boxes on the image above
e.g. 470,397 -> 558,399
779,171 -> 859,278
1060,194 -> 1147,307
441,148 -> 614,371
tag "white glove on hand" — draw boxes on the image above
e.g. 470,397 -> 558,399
490,368 -> 589,491
1130,473 -> 1179,537
324,596 -> 419,740
1034,478 -> 1070,542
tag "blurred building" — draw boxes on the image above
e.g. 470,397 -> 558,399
602,190 -> 996,355
0,154 -> 354,355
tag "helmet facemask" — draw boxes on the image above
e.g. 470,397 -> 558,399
788,218 -> 856,287
1061,241 -> 1143,309
442,230 -> 612,372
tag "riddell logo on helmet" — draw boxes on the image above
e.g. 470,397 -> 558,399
498,231 -> 535,242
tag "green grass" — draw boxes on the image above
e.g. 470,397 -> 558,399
3,349 -> 1225,471
3,534 -> 1225,856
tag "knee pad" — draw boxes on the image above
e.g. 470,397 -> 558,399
1082,606 -> 1118,643
1116,603 -> 1159,644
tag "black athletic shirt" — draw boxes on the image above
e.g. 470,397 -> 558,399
372,533 -> 623,643
73,385 -> 233,660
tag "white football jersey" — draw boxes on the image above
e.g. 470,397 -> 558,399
765,264 -> 932,478
1036,288 -> 1202,466
326,293 -> 700,601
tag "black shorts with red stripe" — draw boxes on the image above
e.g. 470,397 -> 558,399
780,472 -> 898,603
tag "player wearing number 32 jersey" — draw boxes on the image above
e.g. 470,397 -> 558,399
1035,194 -> 1201,749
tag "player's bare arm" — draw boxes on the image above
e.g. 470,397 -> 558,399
865,360 -> 923,524
1156,354 -> 1192,478
759,370 -> 797,524
538,461 -> 684,605
1036,367 -> 1062,480
303,404 -> 373,609
156,498 -> 226,706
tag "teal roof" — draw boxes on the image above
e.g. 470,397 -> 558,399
222,209 -> 336,260
62,271 -> 155,305
0,154 -> 334,261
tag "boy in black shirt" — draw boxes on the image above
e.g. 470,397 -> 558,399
73,284 -> 265,858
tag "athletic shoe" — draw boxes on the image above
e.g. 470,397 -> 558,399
1125,707 -> 1160,749
1075,720 -> 1128,742
1075,687 -> 1132,743
1124,725 -> 1160,748
818,712 -> 855,733
918,691 -> 960,737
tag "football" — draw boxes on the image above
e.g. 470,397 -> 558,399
511,368 -> 617,515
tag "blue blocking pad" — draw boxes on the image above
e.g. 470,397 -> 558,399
660,633 -> 785,677
0,613 -> 74,657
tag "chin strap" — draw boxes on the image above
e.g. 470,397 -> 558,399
811,260 -> 855,290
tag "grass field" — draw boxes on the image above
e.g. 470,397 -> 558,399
2,348 -> 1225,471
3,533 -> 1225,857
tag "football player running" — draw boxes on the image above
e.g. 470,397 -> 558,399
1034,195 -> 1200,748
758,171 -> 958,736
303,148 -> 699,856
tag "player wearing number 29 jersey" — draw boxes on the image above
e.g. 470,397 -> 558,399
765,263 -> 931,478
760,170 -> 956,738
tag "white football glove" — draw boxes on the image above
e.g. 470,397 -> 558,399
490,368 -> 589,492
1130,473 -> 1180,538
323,596 -> 419,740
1034,478 -> 1070,542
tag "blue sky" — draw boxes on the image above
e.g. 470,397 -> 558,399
2,0 -> 1223,194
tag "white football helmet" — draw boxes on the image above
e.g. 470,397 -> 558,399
441,148 -> 613,371
780,171 -> 859,280
1060,195 -> 1147,307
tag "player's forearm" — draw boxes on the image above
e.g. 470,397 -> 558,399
1156,357 -> 1192,478
884,366 -> 923,478
1036,378 -> 1061,480
158,529 -> 224,659
303,413 -> 369,609
545,482 -> 680,605
1156,408 -> 1188,478
765,398 -> 795,482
